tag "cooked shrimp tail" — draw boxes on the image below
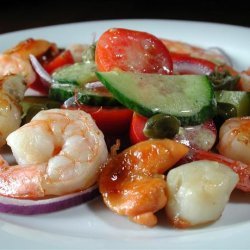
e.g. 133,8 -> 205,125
0,39 -> 57,147
0,38 -> 57,84
0,75 -> 26,147
99,139 -> 189,227
0,157 -> 45,198
0,109 -> 108,198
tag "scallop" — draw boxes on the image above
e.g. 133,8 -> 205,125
166,160 -> 239,228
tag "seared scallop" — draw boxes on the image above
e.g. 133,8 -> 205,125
166,160 -> 239,228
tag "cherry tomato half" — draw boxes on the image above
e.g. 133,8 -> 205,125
96,28 -> 173,74
66,105 -> 133,135
44,50 -> 74,74
129,112 -> 148,145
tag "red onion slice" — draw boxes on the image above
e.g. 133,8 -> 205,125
173,61 -> 214,75
207,47 -> 233,66
29,54 -> 52,88
174,120 -> 217,151
0,185 -> 99,215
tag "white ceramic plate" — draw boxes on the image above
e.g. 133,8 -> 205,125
0,19 -> 250,250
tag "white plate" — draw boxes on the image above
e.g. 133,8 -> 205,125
0,19 -> 250,250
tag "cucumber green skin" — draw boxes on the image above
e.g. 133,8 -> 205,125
96,71 -> 216,126
49,84 -> 121,106
52,63 -> 98,86
215,90 -> 250,117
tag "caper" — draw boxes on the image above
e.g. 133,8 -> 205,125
208,69 -> 239,90
217,102 -> 237,120
24,104 -> 48,123
143,114 -> 180,139
21,97 -> 61,124
21,96 -> 61,105
214,102 -> 237,130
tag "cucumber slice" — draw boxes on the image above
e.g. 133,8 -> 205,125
52,62 -> 98,86
96,71 -> 216,125
49,83 -> 121,106
215,90 -> 250,116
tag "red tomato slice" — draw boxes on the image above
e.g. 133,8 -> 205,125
96,28 -> 173,74
65,105 -> 133,135
129,113 -> 148,145
44,50 -> 74,74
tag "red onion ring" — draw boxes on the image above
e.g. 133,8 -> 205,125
0,185 -> 99,215
207,47 -> 233,66
29,54 -> 52,88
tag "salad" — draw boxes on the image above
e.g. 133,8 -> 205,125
0,27 -> 249,229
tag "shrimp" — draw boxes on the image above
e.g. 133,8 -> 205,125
0,109 -> 108,198
4,38 -> 55,59
237,68 -> 250,91
161,39 -> 231,65
0,54 -> 36,84
0,38 -> 56,84
217,117 -> 250,164
0,75 -> 26,147
99,139 -> 188,227
0,39 -> 56,147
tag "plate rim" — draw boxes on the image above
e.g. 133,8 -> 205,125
0,18 -> 250,249
1,18 -> 249,37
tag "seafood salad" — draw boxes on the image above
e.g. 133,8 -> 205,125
0,24 -> 249,232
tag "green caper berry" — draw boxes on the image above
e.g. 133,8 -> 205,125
208,69 -> 239,90
143,114 -> 180,139
217,102 -> 237,120
24,104 -> 48,123
21,97 -> 61,124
